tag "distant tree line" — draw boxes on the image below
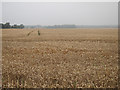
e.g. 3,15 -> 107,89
25,24 -> 77,29
45,24 -> 76,28
1,22 -> 24,29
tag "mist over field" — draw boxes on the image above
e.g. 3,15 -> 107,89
2,2 -> 118,26
2,2 -> 118,88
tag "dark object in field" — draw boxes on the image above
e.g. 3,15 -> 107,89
27,31 -> 34,36
38,30 -> 40,36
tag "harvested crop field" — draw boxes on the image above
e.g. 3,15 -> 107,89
2,28 -> 118,88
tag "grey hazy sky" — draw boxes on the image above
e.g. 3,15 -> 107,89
2,2 -> 118,25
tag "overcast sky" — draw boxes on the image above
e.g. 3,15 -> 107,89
2,2 -> 118,25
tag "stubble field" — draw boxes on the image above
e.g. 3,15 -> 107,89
2,28 -> 118,88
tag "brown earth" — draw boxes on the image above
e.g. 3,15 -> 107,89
2,28 -> 118,88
